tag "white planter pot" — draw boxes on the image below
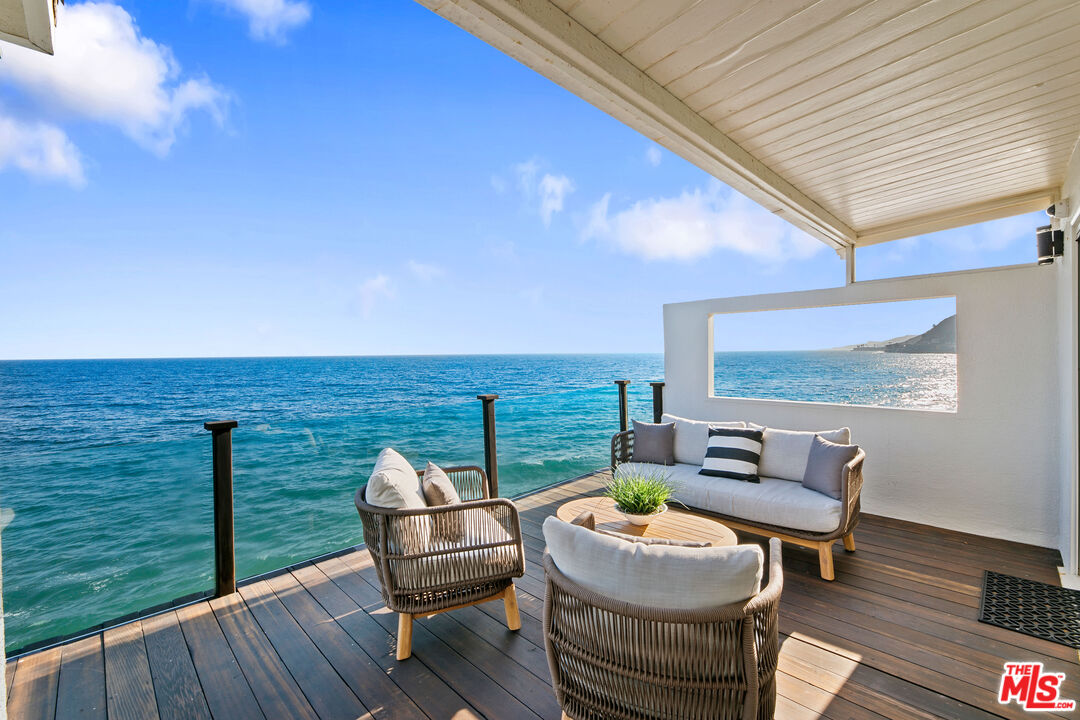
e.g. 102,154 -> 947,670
619,503 -> 667,526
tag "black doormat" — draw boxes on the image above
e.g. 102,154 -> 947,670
980,570 -> 1080,649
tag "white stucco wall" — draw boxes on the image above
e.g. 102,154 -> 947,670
1060,147 -> 1080,573
664,263 -> 1063,549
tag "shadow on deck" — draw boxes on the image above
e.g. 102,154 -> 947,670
6,469 -> 1077,719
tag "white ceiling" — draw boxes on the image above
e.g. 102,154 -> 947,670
421,0 -> 1080,247
0,0 -> 53,55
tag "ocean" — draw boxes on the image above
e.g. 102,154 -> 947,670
0,352 -> 955,652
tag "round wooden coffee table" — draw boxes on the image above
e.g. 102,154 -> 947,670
556,496 -> 737,546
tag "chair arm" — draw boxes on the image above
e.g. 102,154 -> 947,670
414,465 -> 490,501
840,448 -> 866,532
610,429 -> 634,470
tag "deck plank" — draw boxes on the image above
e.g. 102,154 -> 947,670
55,635 -> 106,720
332,552 -> 545,720
102,621 -> 159,720
208,591 -> 317,720
140,611 -> 211,720
297,560 -> 482,720
6,470 -> 1076,720
173,601 -> 263,720
7,646 -> 61,720
235,581 -> 372,720
261,569 -> 427,720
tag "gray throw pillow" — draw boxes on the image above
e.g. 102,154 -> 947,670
802,434 -> 859,500
631,420 -> 675,465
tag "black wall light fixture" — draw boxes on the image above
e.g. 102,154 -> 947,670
1037,224 -> 1064,265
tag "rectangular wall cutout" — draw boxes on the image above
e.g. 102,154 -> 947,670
710,297 -> 957,411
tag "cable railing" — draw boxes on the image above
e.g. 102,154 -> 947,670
2,377 -> 664,657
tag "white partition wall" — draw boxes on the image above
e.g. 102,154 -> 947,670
664,263 -> 1066,551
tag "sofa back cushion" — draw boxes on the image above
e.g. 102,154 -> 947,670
759,427 -> 851,482
803,435 -> 860,500
630,420 -> 675,465
543,516 -> 763,609
366,448 -> 426,509
662,413 -> 746,465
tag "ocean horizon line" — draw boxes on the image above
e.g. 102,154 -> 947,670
0,349 -> 884,362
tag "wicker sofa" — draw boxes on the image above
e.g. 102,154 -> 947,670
611,414 -> 864,581
543,512 -> 783,720
354,456 -> 525,660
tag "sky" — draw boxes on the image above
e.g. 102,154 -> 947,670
0,0 -> 1045,359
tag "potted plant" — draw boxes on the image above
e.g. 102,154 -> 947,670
605,471 -> 676,526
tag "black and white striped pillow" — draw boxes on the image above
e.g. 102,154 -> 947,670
699,427 -> 764,483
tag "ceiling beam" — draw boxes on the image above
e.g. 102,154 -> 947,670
0,0 -> 55,55
854,189 -> 1056,247
420,0 -> 856,250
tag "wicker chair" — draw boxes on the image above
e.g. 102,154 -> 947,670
354,465 -> 525,660
544,530 -> 783,720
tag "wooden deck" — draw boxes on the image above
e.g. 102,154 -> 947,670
6,470 -> 1078,720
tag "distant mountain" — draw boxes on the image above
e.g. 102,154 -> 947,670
883,315 -> 955,353
836,334 -> 916,352
840,315 -> 956,354
842,315 -> 954,354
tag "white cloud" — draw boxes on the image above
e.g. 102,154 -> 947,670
0,114 -> 84,186
514,159 -> 540,194
510,158 -> 574,226
209,0 -> 311,43
0,2 -> 228,156
645,145 -> 662,167
407,260 -> 445,281
538,174 -> 574,227
490,174 -> 507,194
356,274 -> 394,317
581,181 -> 824,263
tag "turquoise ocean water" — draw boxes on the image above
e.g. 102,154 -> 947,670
0,352 -> 954,652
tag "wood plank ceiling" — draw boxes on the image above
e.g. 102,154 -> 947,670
424,0 -> 1080,247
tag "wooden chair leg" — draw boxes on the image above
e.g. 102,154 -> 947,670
396,613 -> 413,660
842,533 -> 856,552
818,542 -> 835,581
503,584 -> 521,631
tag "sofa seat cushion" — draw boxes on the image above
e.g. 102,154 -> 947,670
543,516 -> 763,609
616,462 -> 842,534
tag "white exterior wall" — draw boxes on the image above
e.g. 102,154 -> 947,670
664,263 -> 1063,549
1060,147 -> 1080,574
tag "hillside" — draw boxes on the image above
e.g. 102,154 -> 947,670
842,315 -> 956,354
883,315 -> 956,353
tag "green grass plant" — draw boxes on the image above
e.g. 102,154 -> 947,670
605,470 -> 676,515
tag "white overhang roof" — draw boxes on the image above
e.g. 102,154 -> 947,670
0,0 -> 54,55
419,0 -> 1080,249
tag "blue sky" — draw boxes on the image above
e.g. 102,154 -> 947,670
0,1 -> 1044,359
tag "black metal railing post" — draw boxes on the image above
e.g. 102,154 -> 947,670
614,380 -> 630,432
204,420 -> 237,597
650,381 -> 665,423
476,395 -> 499,497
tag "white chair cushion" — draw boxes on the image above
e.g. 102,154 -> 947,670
543,516 -> 762,609
661,413 -> 745,466
616,462 -> 842,534
366,448 -> 426,509
758,427 -> 851,482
